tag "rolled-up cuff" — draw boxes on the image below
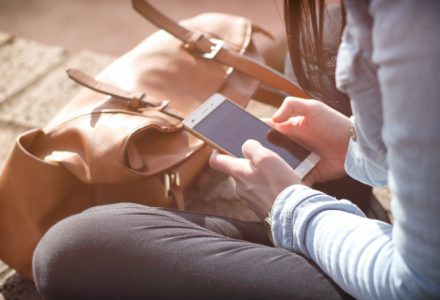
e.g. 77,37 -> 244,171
271,185 -> 365,257
345,134 -> 388,188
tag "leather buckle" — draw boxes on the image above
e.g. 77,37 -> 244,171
201,38 -> 224,59
185,37 -> 224,60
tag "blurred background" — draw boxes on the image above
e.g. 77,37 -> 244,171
0,0 -> 287,66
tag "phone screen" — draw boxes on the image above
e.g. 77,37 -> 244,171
192,99 -> 310,168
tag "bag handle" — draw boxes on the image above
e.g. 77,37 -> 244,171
67,68 -> 185,120
132,0 -> 309,99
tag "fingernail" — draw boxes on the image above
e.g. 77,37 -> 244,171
272,111 -> 282,122
246,139 -> 261,147
210,150 -> 218,160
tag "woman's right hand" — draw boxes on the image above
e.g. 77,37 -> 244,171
268,97 -> 352,186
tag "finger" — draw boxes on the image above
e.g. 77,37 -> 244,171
302,175 -> 314,187
242,139 -> 279,168
241,139 -> 263,161
261,117 -> 306,146
272,97 -> 311,123
209,150 -> 251,176
272,116 -> 306,139
242,140 -> 298,185
261,117 -> 275,128
262,118 -> 303,143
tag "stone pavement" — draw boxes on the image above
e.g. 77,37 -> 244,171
0,32 -> 392,299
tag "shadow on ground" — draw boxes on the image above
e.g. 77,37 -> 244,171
0,273 -> 43,300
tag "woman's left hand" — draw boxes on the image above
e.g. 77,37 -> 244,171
209,139 -> 302,220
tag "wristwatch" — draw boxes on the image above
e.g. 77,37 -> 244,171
264,210 -> 274,244
349,116 -> 357,141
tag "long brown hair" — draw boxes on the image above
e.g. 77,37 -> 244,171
284,0 -> 350,115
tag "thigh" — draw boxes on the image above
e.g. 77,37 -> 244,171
33,203 -> 353,300
156,207 -> 272,246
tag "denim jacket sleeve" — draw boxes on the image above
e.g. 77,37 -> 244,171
271,1 -> 440,299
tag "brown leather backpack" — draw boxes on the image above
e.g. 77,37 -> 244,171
0,0 -> 307,277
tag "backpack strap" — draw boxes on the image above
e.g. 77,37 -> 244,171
67,68 -> 185,121
132,0 -> 309,99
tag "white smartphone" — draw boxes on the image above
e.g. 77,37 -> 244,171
183,93 -> 320,179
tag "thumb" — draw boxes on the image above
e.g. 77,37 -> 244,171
242,139 -> 283,169
271,116 -> 307,141
209,150 -> 250,176
241,139 -> 267,163
272,97 -> 310,123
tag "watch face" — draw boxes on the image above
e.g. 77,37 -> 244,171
349,118 -> 357,141
263,212 -> 274,244
264,213 -> 272,226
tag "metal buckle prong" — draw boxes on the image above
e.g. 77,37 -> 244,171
185,37 -> 224,60
202,38 -> 224,59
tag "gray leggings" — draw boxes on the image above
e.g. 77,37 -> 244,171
32,203 -> 353,300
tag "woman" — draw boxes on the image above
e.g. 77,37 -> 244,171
33,0 -> 440,299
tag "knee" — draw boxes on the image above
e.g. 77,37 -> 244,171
32,203 -> 150,299
32,211 -> 80,299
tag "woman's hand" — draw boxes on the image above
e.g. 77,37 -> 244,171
269,97 -> 351,185
209,140 -> 302,220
